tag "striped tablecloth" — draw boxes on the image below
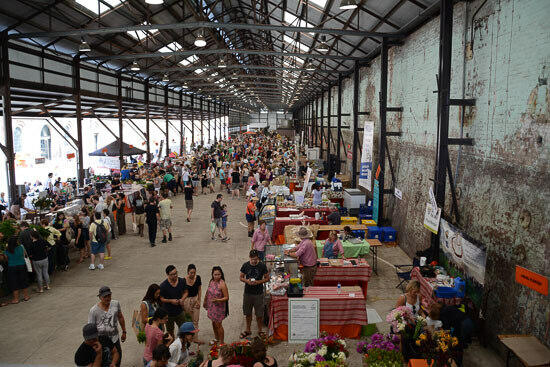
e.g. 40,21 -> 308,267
411,267 -> 463,309
276,207 -> 336,218
313,260 -> 372,297
272,217 -> 328,242
268,286 -> 367,340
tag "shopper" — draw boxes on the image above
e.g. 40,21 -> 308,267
147,344 -> 171,367
0,236 -> 30,305
322,231 -> 345,259
183,264 -> 202,343
102,209 -> 113,260
143,308 -> 169,366
72,214 -> 85,264
168,322 -> 199,367
246,197 -> 258,237
88,286 -> 127,367
52,212 -> 70,271
184,180 -> 194,222
115,193 -> 127,236
231,166 -> 241,199
158,192 -> 173,243
160,265 -> 188,337
40,218 -> 60,274
251,220 -> 272,261
133,191 -> 146,237
203,266 -> 229,345
220,204 -> 229,241
395,280 -> 424,316
28,230 -> 51,292
239,250 -> 269,339
210,194 -> 226,241
250,337 -> 278,367
79,208 -> 91,260
145,197 -> 160,247
74,323 -> 120,367
200,344 -> 234,367
89,211 -> 110,270
284,227 -> 318,287
140,283 -> 162,329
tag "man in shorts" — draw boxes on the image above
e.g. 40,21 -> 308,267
89,212 -> 110,270
239,250 -> 268,338
210,194 -> 226,241
132,191 -> 146,237
158,192 -> 173,243
184,180 -> 194,222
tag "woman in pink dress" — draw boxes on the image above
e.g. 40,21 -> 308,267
203,266 -> 229,345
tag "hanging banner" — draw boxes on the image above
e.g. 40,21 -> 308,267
359,121 -> 374,191
439,219 -> 487,285
373,179 -> 379,224
96,156 -> 120,170
301,167 -> 312,195
423,202 -> 441,234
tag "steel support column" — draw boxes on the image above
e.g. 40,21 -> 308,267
207,99 -> 211,145
72,55 -> 84,186
190,94 -> 195,148
314,97 -> 319,147
200,97 -> 204,146
378,38 -> 389,222
327,86 -> 331,160
320,91 -> 324,159
117,72 -> 123,168
144,79 -> 151,162
179,91 -> 184,155
352,61 -> 360,187
0,31 -> 17,201
337,73 -> 342,161
164,86 -> 169,156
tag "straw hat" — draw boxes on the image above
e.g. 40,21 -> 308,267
297,226 -> 313,239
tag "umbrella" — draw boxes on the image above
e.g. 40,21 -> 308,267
89,141 -> 146,156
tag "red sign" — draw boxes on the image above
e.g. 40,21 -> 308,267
129,145 -> 134,149
375,164 -> 381,180
66,153 -> 75,159
347,151 -> 353,159
516,266 -> 548,295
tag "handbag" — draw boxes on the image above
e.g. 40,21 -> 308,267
24,255 -> 33,272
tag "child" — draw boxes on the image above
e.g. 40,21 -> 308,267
201,172 -> 208,195
343,225 -> 355,241
221,204 -> 229,242
425,303 -> 443,332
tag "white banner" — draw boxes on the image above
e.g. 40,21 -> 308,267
301,167 -> 312,195
440,219 -> 487,285
423,202 -> 441,234
96,156 -> 120,170
359,121 -> 374,191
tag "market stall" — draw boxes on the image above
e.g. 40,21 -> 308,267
276,206 -> 336,218
314,239 -> 370,258
272,217 -> 327,243
313,258 -> 372,297
268,286 -> 368,341
316,224 -> 370,240
411,267 -> 464,309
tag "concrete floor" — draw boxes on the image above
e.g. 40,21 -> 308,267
0,191 -> 506,366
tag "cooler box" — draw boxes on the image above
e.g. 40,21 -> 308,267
341,216 -> 358,225
361,219 -> 377,226
343,188 -> 366,209
434,286 -> 458,299
453,277 -> 465,298
381,227 -> 397,242
367,226 -> 382,240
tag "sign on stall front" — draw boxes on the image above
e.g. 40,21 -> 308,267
288,298 -> 319,343
515,266 -> 548,296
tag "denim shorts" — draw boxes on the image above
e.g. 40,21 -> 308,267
91,241 -> 105,255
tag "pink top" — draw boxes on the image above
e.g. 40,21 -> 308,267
252,227 -> 270,251
143,323 -> 164,361
295,238 -> 318,267
324,238 -> 344,257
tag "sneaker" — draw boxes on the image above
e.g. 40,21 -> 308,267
151,243 -> 156,247
97,264 -> 104,270
45,285 -> 51,290
104,256 -> 112,260
186,218 -> 190,222
168,233 -> 173,241
211,236 -> 215,240
89,264 -> 95,270
162,237 -> 167,243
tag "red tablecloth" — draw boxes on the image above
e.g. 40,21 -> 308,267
268,286 -> 368,340
411,267 -> 463,309
276,207 -> 336,218
272,217 -> 328,242
314,261 -> 372,297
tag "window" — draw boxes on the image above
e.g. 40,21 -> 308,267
13,127 -> 22,153
127,21 -> 159,41
310,0 -> 327,7
40,125 -> 51,160
76,0 -> 122,14
179,55 -> 199,66
283,35 -> 310,52
158,41 -> 183,53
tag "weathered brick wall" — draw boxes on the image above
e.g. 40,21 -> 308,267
306,0 -> 550,347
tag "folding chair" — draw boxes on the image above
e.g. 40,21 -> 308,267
394,257 -> 420,292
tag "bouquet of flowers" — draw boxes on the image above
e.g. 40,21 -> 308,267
209,340 -> 255,367
415,330 -> 460,367
289,334 -> 348,367
386,306 -> 414,333
357,333 -> 403,367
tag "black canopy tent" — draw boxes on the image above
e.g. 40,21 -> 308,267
89,141 -> 146,157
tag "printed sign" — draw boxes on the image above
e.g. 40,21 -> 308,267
394,188 -> 402,200
423,202 -> 441,234
373,179 -> 380,224
96,156 -> 121,170
301,167 -> 312,194
515,266 -> 548,296
288,298 -> 319,343
439,219 -> 487,285
359,121 -> 374,191
35,157 -> 45,164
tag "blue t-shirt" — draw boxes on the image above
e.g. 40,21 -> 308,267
6,245 -> 25,266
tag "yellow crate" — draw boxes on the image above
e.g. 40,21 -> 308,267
341,216 -> 358,225
361,219 -> 377,226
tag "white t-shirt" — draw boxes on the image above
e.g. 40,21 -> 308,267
168,338 -> 189,367
88,300 -> 121,343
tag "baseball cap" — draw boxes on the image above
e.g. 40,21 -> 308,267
178,322 -> 199,335
97,286 -> 112,298
83,323 -> 98,340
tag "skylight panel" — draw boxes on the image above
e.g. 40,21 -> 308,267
283,35 -> 310,52
283,11 -> 314,29
158,41 -> 183,53
194,68 -> 205,74
76,0 -> 122,14
179,55 -> 199,66
310,0 -> 327,7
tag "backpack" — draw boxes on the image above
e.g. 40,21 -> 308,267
95,220 -> 108,243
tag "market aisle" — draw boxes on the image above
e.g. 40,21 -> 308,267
0,191 -> 504,366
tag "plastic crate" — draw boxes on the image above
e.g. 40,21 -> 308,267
341,216 -> 358,225
381,227 -> 397,242
434,286 -> 458,299
352,230 -> 365,239
338,207 -> 348,216
361,219 -> 377,226
454,277 -> 465,298
367,226 -> 382,240
359,213 -> 373,221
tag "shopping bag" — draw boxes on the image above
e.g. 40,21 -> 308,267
132,222 -> 138,233
24,256 -> 33,272
210,221 -> 216,234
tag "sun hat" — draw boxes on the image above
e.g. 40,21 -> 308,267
178,322 -> 199,335
298,226 -> 313,239
97,286 -> 112,298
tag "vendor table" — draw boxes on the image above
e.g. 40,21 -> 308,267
315,239 -> 370,259
268,286 -> 367,341
411,267 -> 463,309
272,217 -> 328,242
366,239 -> 383,275
498,334 -> 550,367
316,224 -> 369,240
276,207 -> 336,218
313,259 -> 372,297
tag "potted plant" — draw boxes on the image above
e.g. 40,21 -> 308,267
32,197 -> 53,212
289,334 -> 349,367
357,333 -> 403,367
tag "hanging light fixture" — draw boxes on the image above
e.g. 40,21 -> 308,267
79,38 -> 91,52
162,73 -> 169,82
218,58 -> 227,68
305,62 -> 315,71
130,60 -> 140,71
145,0 -> 164,4
194,31 -> 207,47
317,36 -> 329,53
339,0 -> 357,10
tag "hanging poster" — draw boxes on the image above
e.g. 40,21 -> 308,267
373,179 -> 379,224
439,219 -> 487,285
96,156 -> 120,170
288,298 -> 319,343
359,121 -> 374,191
301,167 -> 312,194
423,203 -> 441,234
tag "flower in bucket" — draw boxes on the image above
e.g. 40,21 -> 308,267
357,333 -> 403,367
386,306 -> 414,333
415,330 -> 461,367
289,334 -> 348,367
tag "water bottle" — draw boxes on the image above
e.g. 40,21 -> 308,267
337,283 -> 341,295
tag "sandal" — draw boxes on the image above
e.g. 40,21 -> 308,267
239,331 -> 252,339
23,297 -> 30,302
